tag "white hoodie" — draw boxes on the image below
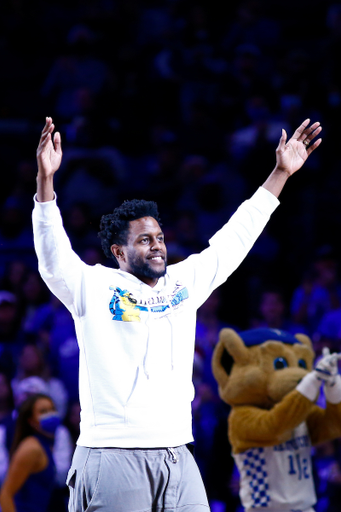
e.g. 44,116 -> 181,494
32,187 -> 279,448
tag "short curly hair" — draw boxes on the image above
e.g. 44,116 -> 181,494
98,199 -> 162,267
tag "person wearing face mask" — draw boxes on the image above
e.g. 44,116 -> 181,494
0,393 -> 60,512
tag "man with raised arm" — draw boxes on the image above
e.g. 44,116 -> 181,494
33,117 -> 321,512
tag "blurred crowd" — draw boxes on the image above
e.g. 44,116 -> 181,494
1,0 -> 341,510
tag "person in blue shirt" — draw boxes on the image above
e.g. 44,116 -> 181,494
0,393 -> 60,512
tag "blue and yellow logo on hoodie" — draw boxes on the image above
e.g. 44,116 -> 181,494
109,287 -> 148,322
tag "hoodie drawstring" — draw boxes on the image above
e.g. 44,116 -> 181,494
142,300 -> 152,379
142,291 -> 175,378
165,294 -> 175,372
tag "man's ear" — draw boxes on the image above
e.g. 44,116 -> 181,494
111,244 -> 125,262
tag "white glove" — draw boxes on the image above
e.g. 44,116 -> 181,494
315,347 -> 341,404
315,347 -> 341,387
296,371 -> 322,402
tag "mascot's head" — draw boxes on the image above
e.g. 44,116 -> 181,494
212,328 -> 315,409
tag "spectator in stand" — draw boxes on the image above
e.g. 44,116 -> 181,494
0,199 -> 36,273
62,201 -> 100,257
21,271 -> 51,337
227,94 -> 291,194
221,0 -> 281,58
41,23 -> 116,123
0,260 -> 28,305
11,377 -> 73,505
0,393 -> 59,512
5,159 -> 38,217
0,372 -> 15,486
315,305 -> 341,357
0,291 -> 25,380
53,143 -> 126,220
196,289 -> 228,359
291,246 -> 341,336
313,439 -> 341,512
21,294 -> 79,403
250,287 -> 307,334
11,343 -> 69,421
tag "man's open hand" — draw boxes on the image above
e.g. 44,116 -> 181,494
275,119 -> 322,177
36,117 -> 62,178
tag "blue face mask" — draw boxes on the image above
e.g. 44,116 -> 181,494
39,412 -> 61,435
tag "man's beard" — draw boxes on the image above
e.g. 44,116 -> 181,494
127,252 -> 167,281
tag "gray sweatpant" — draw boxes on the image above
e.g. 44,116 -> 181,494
67,445 -> 210,512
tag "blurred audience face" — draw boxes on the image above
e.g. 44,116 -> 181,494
260,292 -> 285,325
19,344 -> 44,377
0,293 -> 18,334
22,271 -> 49,306
314,258 -> 338,287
